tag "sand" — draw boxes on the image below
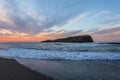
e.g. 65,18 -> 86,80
16,59 -> 120,80
0,57 -> 54,80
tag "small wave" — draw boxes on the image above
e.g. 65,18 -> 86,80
97,42 -> 120,44
0,48 -> 120,60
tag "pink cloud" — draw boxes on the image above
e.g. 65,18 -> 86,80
92,31 -> 120,42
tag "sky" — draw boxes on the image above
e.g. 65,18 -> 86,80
0,0 -> 120,42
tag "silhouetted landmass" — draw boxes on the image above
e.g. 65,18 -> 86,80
42,35 -> 93,43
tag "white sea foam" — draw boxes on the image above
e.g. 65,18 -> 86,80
0,48 -> 120,60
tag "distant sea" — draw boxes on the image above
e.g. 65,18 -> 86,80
0,42 -> 120,60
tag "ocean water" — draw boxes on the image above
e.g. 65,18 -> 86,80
0,42 -> 120,60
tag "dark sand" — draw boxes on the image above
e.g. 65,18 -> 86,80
16,59 -> 120,80
0,57 -> 54,80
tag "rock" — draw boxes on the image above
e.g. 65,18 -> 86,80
42,35 -> 94,43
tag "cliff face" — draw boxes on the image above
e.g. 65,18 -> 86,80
42,35 -> 94,43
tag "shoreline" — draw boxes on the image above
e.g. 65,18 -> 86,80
0,56 -> 120,80
0,57 -> 54,80
16,58 -> 120,80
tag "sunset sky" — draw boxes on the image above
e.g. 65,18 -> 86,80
0,0 -> 120,42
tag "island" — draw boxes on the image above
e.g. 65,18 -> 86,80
42,35 -> 93,43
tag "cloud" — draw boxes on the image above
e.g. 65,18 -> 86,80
0,8 -> 14,25
90,11 -> 120,24
92,25 -> 120,42
87,10 -> 111,21
66,13 -> 90,26
0,0 -> 84,35
86,10 -> 120,25
94,11 -> 111,17
94,26 -> 120,34
36,30 -> 83,40
0,0 -> 84,42
92,31 -> 120,42
0,29 -> 13,35
0,28 -> 83,42
100,15 -> 120,24
0,29 -> 29,37
60,30 -> 83,37
0,0 -> 119,42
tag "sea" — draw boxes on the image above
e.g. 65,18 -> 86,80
0,42 -> 120,60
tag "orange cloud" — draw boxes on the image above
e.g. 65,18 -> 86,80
0,36 -> 50,42
0,29 -> 63,42
0,29 -> 13,35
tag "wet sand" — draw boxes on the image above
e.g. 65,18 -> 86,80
0,57 -> 54,80
16,59 -> 120,80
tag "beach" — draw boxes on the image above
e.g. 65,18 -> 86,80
0,57 -> 54,80
16,58 -> 120,80
0,57 -> 120,80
